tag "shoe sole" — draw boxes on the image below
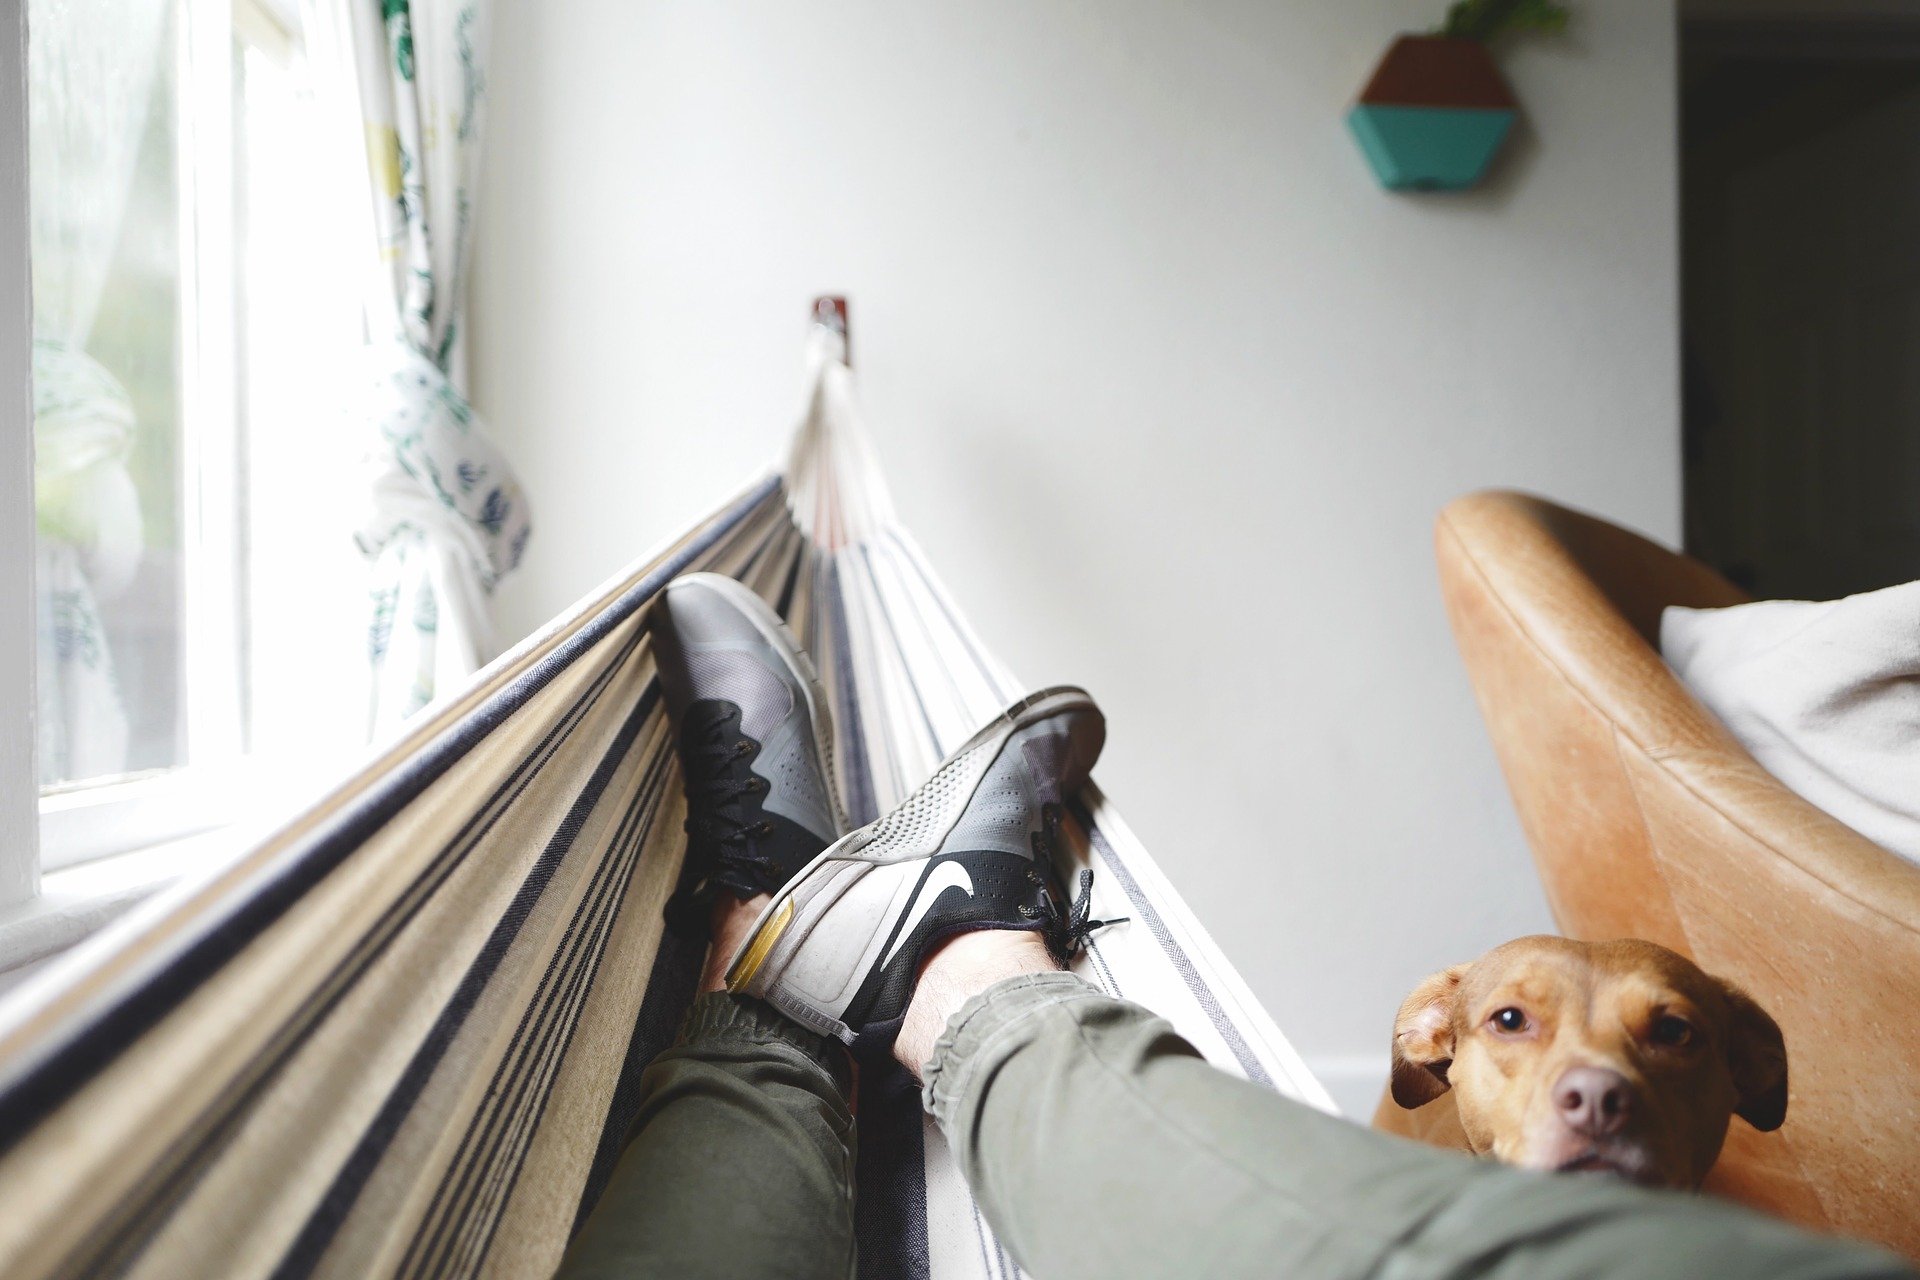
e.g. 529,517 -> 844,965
665,572 -> 849,838
722,685 -> 1097,1034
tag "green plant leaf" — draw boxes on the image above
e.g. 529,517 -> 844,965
1437,0 -> 1570,42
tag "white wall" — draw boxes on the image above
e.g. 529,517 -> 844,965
472,0 -> 1679,1116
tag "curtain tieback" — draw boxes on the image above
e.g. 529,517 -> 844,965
32,338 -> 143,597
353,340 -> 531,593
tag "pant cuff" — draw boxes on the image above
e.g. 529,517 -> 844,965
681,992 -> 855,1099
921,970 -> 1101,1130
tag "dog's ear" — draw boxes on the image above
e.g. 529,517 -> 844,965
1717,979 -> 1788,1132
1391,965 -> 1468,1109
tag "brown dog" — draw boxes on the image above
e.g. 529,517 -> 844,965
1386,936 -> 1787,1189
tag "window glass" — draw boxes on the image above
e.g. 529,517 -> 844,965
236,28 -> 368,765
29,0 -> 187,786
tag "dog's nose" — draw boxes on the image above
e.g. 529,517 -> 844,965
1553,1066 -> 1633,1137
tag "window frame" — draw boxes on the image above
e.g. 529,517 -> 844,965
9,0 -> 312,888
3,0 -> 39,909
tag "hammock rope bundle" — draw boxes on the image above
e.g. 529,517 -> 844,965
0,324 -> 1329,1279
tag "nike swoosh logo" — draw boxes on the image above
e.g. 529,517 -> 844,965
880,861 -> 974,971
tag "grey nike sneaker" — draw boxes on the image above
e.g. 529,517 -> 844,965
651,573 -> 847,927
724,686 -> 1110,1045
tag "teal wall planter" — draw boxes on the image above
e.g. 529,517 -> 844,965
1347,36 -> 1516,191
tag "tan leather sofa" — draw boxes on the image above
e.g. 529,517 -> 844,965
1374,490 -> 1920,1260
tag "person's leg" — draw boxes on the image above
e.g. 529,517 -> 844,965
558,896 -> 858,1280
898,931 -> 1911,1280
720,675 -> 1906,1280
562,575 -> 859,1277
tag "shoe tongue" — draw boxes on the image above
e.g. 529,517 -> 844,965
1018,734 -> 1068,807
683,649 -> 793,741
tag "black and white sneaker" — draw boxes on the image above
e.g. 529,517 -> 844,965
724,686 -> 1109,1045
651,573 -> 847,927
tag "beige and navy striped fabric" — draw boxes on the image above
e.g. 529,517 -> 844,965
0,351 -> 1329,1279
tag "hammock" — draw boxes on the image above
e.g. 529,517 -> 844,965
0,324 -> 1330,1280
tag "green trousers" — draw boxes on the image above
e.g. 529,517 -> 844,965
560,972 -> 1911,1280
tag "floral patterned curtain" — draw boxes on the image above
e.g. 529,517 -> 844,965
305,0 -> 530,737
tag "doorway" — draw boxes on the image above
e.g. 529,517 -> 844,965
1681,9 -> 1920,599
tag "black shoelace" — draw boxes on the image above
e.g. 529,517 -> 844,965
678,704 -> 778,899
1029,803 -> 1129,960
1045,867 -> 1130,961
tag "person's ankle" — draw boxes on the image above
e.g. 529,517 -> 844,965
699,893 -> 773,994
893,928 -> 1059,1080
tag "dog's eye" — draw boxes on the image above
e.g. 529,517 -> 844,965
1650,1014 -> 1694,1048
1490,1007 -> 1528,1034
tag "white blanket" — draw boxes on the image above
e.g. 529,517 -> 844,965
1662,581 -> 1920,862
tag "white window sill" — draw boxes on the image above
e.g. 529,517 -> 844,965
5,746 -> 361,994
40,765 -> 251,872
0,825 -> 252,993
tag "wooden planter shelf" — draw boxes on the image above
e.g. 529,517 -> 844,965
1347,36 -> 1517,191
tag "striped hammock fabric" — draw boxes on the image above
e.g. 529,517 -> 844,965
0,334 -> 1330,1279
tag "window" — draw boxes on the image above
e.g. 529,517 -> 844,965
30,0 -> 188,788
29,0 -> 367,871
